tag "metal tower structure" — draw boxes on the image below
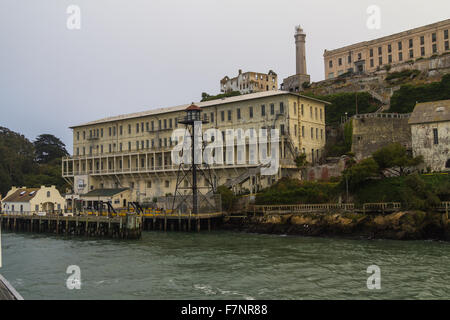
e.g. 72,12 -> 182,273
171,104 -> 217,215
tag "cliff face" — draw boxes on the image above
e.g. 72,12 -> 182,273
223,211 -> 450,241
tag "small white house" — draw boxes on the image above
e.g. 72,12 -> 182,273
1,185 -> 66,215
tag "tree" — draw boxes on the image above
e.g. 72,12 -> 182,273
372,143 -> 423,176
342,158 -> 379,190
0,127 -> 35,195
34,134 -> 69,164
216,186 -> 236,212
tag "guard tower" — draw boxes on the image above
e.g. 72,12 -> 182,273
171,104 -> 218,215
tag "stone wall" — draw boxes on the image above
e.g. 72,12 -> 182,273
411,121 -> 450,172
351,114 -> 412,161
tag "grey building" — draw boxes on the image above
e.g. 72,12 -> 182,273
409,100 -> 450,172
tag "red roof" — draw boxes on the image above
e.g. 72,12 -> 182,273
186,104 -> 201,111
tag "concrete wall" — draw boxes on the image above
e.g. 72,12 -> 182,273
351,114 -> 412,161
304,157 -> 347,181
411,121 -> 450,172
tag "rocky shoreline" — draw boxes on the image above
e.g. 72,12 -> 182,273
221,211 -> 450,241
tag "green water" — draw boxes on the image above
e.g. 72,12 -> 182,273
1,231 -> 450,299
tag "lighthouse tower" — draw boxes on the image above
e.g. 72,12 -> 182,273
281,25 -> 311,92
295,25 -> 307,75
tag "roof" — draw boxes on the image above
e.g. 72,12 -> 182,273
70,90 -> 330,128
186,104 -> 201,111
2,188 -> 40,203
408,100 -> 450,125
82,188 -> 129,197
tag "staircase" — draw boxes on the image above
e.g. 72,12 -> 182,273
222,167 -> 261,189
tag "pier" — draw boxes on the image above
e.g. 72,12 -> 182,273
0,214 -> 142,239
142,212 -> 224,232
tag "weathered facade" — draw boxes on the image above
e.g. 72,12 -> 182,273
351,113 -> 412,161
220,70 -> 278,94
62,91 -> 329,203
409,100 -> 450,172
324,19 -> 450,79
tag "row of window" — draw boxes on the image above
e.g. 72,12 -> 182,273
328,29 -> 449,69
77,118 -> 180,141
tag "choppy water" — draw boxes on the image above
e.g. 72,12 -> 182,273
1,231 -> 450,299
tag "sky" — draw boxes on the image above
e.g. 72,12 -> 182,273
0,0 -> 449,153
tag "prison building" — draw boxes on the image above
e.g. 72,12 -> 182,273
62,91 -> 328,204
220,70 -> 278,94
324,19 -> 450,79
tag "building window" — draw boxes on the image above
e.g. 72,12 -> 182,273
302,126 -> 305,138
329,60 -> 333,68
445,30 -> 449,40
409,49 -> 414,58
164,119 -> 167,129
119,126 -> 122,135
77,132 -> 79,140
388,44 -> 392,53
399,52 -> 403,61
261,105 -> 265,116
358,53 -> 362,60
301,104 -> 304,116
347,54 -> 351,63
433,128 -> 439,145
128,124 -> 131,134
432,44 -> 437,54
370,59 -> 374,68
379,57 -> 383,65
388,55 -> 392,63
338,58 -> 342,66
109,127 -> 112,136
165,180 -> 170,188
147,181 -> 152,188
311,127 -> 314,139
136,123 -> 139,133
128,142 -> 131,150
432,33 -> 437,42
294,125 -> 298,137
398,41 -> 402,51
370,49 -> 373,57
136,141 -> 139,150
210,112 -> 214,123
420,36 -> 425,46
237,108 -> 241,119
227,110 -> 232,121
280,102 -> 284,114
249,107 -> 253,118
378,47 -> 382,55
270,103 -> 274,115
220,111 -> 225,122
445,41 -> 449,51
409,39 -> 413,48
421,47 -> 425,56
158,120 -> 162,130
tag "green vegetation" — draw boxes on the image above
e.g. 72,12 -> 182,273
0,127 -> 68,196
389,74 -> 450,113
385,69 -> 420,82
255,178 -> 340,205
201,91 -> 241,102
217,185 -> 237,212
294,153 -> 308,168
352,174 -> 449,209
372,143 -> 423,176
255,143 -> 447,211
325,120 -> 353,157
304,92 -> 381,125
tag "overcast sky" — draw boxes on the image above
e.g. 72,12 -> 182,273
1,0 -> 449,153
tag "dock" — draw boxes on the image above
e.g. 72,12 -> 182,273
142,212 -> 224,232
0,214 -> 142,239
0,274 -> 23,300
